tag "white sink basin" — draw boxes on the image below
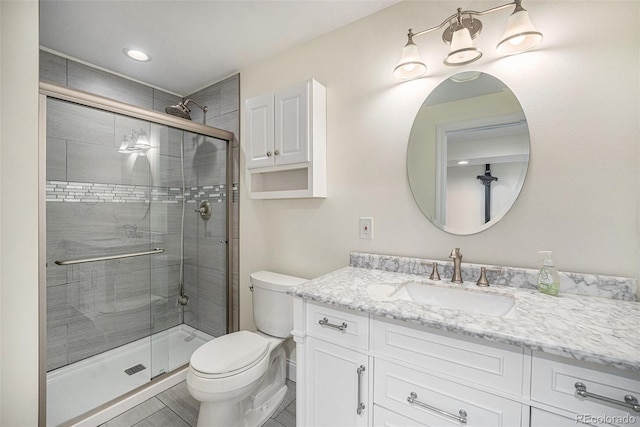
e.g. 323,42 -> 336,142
367,282 -> 516,318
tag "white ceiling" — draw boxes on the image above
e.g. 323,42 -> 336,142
39,0 -> 399,96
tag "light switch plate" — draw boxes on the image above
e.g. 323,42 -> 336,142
359,217 -> 373,239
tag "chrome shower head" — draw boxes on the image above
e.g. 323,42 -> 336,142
165,99 -> 208,121
165,103 -> 191,120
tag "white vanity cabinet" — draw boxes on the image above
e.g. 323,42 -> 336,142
294,300 -> 524,427
244,78 -> 326,199
293,299 -> 640,427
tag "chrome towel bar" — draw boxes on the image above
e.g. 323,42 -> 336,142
54,248 -> 165,265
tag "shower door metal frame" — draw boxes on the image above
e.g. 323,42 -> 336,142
38,82 -> 237,426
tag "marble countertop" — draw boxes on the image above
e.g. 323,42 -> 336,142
289,266 -> 640,373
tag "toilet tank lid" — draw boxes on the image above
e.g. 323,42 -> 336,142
250,271 -> 307,291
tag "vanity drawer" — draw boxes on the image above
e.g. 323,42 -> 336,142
372,316 -> 524,395
374,359 -> 523,427
530,408 -> 596,427
531,351 -> 640,426
373,404 -> 425,427
306,301 -> 369,350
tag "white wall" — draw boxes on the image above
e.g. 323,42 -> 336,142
0,1 -> 40,425
239,1 -> 639,332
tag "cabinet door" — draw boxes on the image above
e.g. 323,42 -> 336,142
245,93 -> 274,169
275,80 -> 310,166
305,338 -> 369,427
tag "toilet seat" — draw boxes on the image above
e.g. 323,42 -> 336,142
190,331 -> 270,379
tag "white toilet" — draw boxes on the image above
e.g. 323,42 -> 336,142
187,271 -> 306,427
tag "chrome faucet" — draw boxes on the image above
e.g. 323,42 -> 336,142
449,248 -> 463,283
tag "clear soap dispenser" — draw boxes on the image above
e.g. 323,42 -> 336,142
537,251 -> 560,296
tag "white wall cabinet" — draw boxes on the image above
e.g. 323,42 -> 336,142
244,79 -> 326,199
293,299 -> 640,427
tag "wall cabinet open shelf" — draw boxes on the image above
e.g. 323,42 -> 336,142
245,78 -> 326,199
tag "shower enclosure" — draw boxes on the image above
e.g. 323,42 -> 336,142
39,83 -> 234,426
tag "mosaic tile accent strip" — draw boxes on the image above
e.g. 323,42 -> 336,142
46,181 -> 226,204
185,185 -> 227,204
349,252 -> 637,301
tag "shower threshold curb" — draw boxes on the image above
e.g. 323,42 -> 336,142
64,366 -> 188,427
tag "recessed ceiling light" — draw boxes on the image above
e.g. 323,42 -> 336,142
123,48 -> 151,62
458,160 -> 469,165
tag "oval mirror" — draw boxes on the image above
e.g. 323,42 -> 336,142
407,71 -> 530,235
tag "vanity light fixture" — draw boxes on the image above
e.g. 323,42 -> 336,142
118,131 -> 137,153
119,129 -> 151,153
394,0 -> 542,79
133,129 -> 150,149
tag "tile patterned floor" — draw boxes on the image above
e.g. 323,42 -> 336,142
99,379 -> 296,427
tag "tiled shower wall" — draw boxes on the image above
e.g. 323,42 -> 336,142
41,50 -> 240,370
180,78 -> 241,338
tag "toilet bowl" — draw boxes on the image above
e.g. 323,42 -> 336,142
187,271 -> 307,427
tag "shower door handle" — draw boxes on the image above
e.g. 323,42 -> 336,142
55,248 -> 165,265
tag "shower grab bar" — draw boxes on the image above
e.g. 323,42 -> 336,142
54,248 -> 165,265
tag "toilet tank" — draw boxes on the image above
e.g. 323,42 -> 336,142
250,271 -> 307,338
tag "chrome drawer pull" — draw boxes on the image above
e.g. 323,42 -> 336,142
357,365 -> 366,415
575,382 -> 640,413
407,392 -> 468,425
318,317 -> 348,331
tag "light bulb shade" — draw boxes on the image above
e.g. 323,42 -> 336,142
444,27 -> 482,66
118,135 -> 136,153
497,9 -> 543,54
393,41 -> 427,79
134,130 -> 150,149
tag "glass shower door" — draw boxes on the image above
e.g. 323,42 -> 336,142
149,129 -> 229,377
44,92 -> 230,426
146,123 -> 186,379
45,98 -> 163,424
